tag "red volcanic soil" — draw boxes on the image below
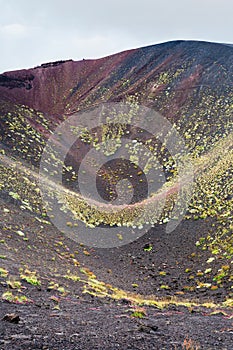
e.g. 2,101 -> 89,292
0,40 -> 232,121
0,50 -> 133,119
0,40 -> 233,350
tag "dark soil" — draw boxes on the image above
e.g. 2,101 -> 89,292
0,39 -> 232,349
1,198 -> 233,349
1,296 -> 233,350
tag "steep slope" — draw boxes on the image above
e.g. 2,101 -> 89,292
0,41 -> 232,162
0,40 -> 232,118
0,40 -> 232,303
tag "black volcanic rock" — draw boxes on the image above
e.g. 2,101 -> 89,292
36,59 -> 73,69
0,74 -> 34,89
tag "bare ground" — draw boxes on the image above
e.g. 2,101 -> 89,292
0,197 -> 233,350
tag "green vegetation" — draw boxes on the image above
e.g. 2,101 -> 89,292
130,309 -> 146,318
0,52 -> 232,310
19,268 -> 41,286
0,267 -> 8,278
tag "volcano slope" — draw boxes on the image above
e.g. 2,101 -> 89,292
0,40 -> 233,349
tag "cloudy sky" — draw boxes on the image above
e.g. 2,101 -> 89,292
0,0 -> 232,73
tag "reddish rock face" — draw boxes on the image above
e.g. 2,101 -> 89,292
0,40 -> 232,122
0,49 -> 133,118
0,40 -> 232,252
0,40 -> 232,190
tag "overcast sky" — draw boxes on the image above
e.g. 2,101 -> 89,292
0,0 -> 232,73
